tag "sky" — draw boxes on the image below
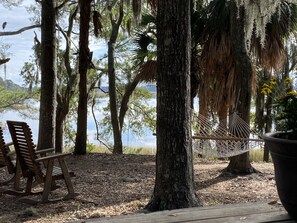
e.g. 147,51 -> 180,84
0,0 -> 37,85
0,0 -> 107,86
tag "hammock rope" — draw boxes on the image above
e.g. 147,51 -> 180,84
192,113 -> 264,158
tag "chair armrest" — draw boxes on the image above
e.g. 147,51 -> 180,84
35,148 -> 55,155
36,153 -> 71,162
4,142 -> 14,147
7,150 -> 16,157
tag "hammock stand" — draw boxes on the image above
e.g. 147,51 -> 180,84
192,113 -> 264,158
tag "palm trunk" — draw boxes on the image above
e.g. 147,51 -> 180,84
226,1 -> 256,174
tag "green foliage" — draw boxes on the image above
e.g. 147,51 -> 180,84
275,92 -> 297,139
261,76 -> 297,139
0,86 -> 38,117
0,0 -> 23,9
99,86 -> 156,142
20,59 -> 39,92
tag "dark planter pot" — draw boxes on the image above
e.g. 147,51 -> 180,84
263,132 -> 297,221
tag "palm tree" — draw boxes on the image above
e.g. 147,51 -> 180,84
120,1 -> 297,173
197,0 -> 297,173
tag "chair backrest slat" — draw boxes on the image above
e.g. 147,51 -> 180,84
7,121 -> 43,179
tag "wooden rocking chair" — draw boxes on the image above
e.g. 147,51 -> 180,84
0,126 -> 22,190
6,120 -> 78,204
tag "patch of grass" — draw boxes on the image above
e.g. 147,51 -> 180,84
86,144 -> 111,153
81,144 -> 156,155
249,148 -> 272,163
124,147 -> 156,155
70,143 -> 270,162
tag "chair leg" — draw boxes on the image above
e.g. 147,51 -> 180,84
41,159 -> 54,203
13,159 -> 22,191
3,175 -> 33,196
58,158 -> 78,199
24,175 -> 34,195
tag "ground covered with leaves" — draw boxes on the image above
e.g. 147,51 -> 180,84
0,153 -> 278,223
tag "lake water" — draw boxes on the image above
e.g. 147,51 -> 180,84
0,99 -> 157,149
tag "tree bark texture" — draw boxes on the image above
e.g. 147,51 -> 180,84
146,0 -> 200,211
226,1 -> 256,174
38,0 -> 57,150
108,1 -> 124,154
74,0 -> 92,155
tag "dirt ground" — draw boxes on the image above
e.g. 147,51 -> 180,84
0,153 -> 278,223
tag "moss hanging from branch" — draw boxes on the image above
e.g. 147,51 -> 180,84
234,0 -> 295,49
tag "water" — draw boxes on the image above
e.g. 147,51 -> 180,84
0,100 -> 157,149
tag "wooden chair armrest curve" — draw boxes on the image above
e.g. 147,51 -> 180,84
35,148 -> 55,155
7,150 -> 16,157
35,153 -> 71,162
4,142 -> 14,147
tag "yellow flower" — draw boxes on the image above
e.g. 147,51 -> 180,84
270,78 -> 277,87
261,87 -> 272,95
284,77 -> 292,85
262,83 -> 269,88
287,90 -> 297,96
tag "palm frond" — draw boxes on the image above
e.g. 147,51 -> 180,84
135,60 -> 157,83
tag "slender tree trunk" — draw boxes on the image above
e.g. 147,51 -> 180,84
146,0 -> 200,211
108,43 -> 123,154
108,1 -> 124,154
263,70 -> 272,162
255,70 -> 265,134
38,0 -> 57,150
55,109 -> 64,153
190,48 -> 199,109
55,6 -> 78,153
226,1 -> 256,174
74,0 -> 92,155
119,79 -> 139,129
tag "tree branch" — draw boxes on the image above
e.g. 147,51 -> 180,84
0,24 -> 40,36
0,58 -> 10,66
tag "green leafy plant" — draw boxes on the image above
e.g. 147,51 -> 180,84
262,76 -> 297,139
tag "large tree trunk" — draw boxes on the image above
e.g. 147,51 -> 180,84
108,1 -> 124,154
38,0 -> 57,150
226,1 -> 256,174
146,0 -> 200,211
74,0 -> 92,155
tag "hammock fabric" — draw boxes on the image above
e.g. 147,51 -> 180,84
192,113 -> 264,158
